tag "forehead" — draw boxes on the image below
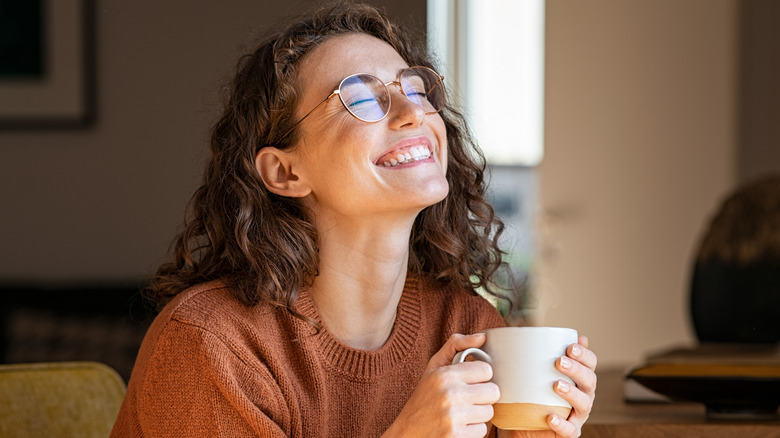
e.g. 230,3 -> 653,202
296,33 -> 409,94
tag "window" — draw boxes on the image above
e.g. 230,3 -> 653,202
428,0 -> 546,323
427,0 -> 545,166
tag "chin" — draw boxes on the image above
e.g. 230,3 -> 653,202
417,179 -> 450,207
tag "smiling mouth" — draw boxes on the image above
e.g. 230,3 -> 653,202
377,145 -> 432,167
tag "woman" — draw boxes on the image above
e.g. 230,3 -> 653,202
111,3 -> 597,437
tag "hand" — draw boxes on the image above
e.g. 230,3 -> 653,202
500,335 -> 598,438
383,333 -> 501,438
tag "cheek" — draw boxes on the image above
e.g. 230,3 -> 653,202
433,117 -> 448,173
440,141 -> 449,176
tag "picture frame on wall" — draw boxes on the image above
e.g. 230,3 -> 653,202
0,0 -> 94,128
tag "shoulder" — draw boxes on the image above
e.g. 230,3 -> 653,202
120,282 -> 293,435
164,280 -> 248,322
137,280 -> 297,375
416,276 -> 498,311
160,280 -> 291,337
414,277 -> 506,333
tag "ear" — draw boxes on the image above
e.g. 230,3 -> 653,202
255,147 -> 311,198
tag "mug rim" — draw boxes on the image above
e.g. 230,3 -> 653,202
482,326 -> 577,335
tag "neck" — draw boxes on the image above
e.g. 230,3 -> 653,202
307,215 -> 415,350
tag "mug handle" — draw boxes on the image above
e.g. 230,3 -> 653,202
452,347 -> 492,365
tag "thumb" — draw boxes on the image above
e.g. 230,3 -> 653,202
427,333 -> 487,369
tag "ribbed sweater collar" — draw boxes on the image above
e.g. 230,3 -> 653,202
293,276 -> 423,381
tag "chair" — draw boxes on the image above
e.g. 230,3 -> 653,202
0,361 -> 126,438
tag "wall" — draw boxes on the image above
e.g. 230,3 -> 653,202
537,0 -> 737,367
738,0 -> 780,183
0,0 -> 772,370
0,0 -> 424,284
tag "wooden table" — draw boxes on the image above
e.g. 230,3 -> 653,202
582,368 -> 780,437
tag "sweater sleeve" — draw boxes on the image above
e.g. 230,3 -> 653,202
134,320 -> 290,437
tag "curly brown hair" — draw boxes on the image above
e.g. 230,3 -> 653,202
149,2 -> 509,318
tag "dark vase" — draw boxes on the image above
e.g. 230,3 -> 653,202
690,258 -> 780,344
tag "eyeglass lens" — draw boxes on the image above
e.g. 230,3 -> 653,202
337,67 -> 445,122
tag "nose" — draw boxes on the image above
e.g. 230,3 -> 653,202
386,82 -> 426,129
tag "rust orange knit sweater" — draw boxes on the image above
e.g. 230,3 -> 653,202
111,277 -> 506,437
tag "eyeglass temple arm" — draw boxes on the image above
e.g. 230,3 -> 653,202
428,75 -> 445,96
416,74 -> 445,114
278,91 -> 339,142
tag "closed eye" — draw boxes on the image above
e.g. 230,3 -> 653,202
346,96 -> 378,109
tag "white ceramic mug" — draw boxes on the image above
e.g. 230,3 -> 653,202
452,326 -> 578,430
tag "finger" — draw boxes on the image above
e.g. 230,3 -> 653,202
554,379 -> 593,420
462,422 -> 489,438
568,341 -> 598,372
460,380 -> 500,405
430,362 -> 499,404
450,360 -> 495,385
463,403 -> 494,425
557,355 -> 597,395
444,402 -> 494,426
428,333 -> 486,369
548,413 -> 581,438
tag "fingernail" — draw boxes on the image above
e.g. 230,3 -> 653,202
571,344 -> 582,357
556,380 -> 571,393
560,357 -> 572,370
550,415 -> 560,426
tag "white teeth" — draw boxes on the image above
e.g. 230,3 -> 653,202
415,146 -> 431,159
381,146 -> 432,167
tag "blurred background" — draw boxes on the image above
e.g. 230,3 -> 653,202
1,0 -> 778,379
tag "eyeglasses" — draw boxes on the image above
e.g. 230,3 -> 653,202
279,66 -> 446,141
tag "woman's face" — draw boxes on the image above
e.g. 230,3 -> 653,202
289,33 -> 449,224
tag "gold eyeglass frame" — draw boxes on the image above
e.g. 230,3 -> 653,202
277,66 -> 445,142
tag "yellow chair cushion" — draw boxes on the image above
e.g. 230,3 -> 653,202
0,361 -> 126,438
